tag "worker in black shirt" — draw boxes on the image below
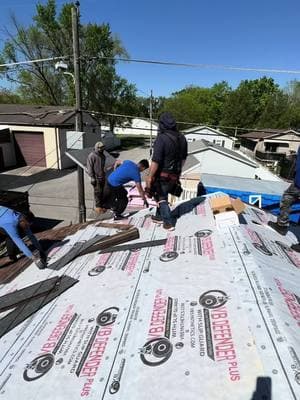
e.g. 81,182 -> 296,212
146,112 -> 187,231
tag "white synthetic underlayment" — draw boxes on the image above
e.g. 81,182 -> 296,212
0,195 -> 300,400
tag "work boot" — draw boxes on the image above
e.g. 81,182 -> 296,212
268,221 -> 288,236
151,215 -> 163,224
291,243 -> 300,253
163,222 -> 175,231
32,256 -> 47,270
113,214 -> 127,221
95,207 -> 107,214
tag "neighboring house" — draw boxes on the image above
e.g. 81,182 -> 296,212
114,117 -> 159,138
182,125 -> 234,149
0,104 -> 107,170
182,139 -> 257,179
239,129 -> 300,166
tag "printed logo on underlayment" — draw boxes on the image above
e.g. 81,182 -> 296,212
194,229 -> 213,238
253,242 -> 273,256
88,265 -> 106,276
199,290 -> 229,309
140,337 -> 174,367
23,307 -> 118,382
245,228 -> 273,256
275,241 -> 300,268
159,251 -> 179,262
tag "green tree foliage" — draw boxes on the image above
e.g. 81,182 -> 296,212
0,89 -> 21,104
220,77 -> 280,130
136,96 -> 166,120
160,82 -> 231,129
0,0 -> 137,129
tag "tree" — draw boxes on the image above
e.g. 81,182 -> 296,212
0,0 -> 138,129
136,96 -> 166,120
0,89 -> 21,104
160,82 -> 231,129
220,77 -> 281,131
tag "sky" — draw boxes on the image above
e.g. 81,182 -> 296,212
1,0 -> 300,97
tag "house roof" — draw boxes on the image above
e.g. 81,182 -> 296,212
188,139 -> 257,168
0,200 -> 299,399
201,172 -> 289,195
182,124 -> 232,139
0,104 -> 97,127
239,129 -> 300,140
66,147 -> 116,171
182,154 -> 199,172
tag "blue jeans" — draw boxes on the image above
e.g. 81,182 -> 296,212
154,178 -> 176,225
156,195 -> 205,226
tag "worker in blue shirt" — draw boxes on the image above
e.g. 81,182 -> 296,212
0,206 -> 46,268
106,159 -> 149,220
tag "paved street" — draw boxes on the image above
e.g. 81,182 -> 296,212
0,147 -> 151,226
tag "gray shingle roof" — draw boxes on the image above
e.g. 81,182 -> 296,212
239,129 -> 300,140
188,139 -> 257,167
0,104 -> 77,126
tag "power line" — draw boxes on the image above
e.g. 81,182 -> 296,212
94,56 -> 300,76
85,108 -> 300,137
2,54 -> 300,76
0,56 -> 70,68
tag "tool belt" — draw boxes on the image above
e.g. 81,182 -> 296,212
159,171 -> 179,182
159,172 -> 183,197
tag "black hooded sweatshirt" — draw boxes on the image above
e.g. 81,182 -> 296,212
152,112 -> 187,175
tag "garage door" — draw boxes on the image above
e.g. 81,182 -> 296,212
14,131 -> 46,167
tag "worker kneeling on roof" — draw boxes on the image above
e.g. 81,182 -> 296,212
0,206 -> 47,269
105,159 -> 149,220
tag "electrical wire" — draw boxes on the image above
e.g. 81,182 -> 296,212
95,56 -> 300,76
0,56 -> 70,69
85,108 -> 300,140
2,54 -> 300,76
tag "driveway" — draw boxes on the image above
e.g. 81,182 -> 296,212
0,147 -> 152,226
0,166 -> 95,225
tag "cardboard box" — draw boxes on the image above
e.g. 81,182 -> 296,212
209,195 -> 246,229
215,210 -> 239,230
209,195 -> 245,215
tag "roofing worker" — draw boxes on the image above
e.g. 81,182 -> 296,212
0,206 -> 46,269
87,141 -> 107,215
268,146 -> 300,238
106,159 -> 149,220
146,112 -> 187,231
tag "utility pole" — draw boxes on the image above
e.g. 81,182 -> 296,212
72,1 -> 86,223
149,90 -> 153,157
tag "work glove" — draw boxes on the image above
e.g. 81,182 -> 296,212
143,200 -> 149,208
90,178 -> 96,186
